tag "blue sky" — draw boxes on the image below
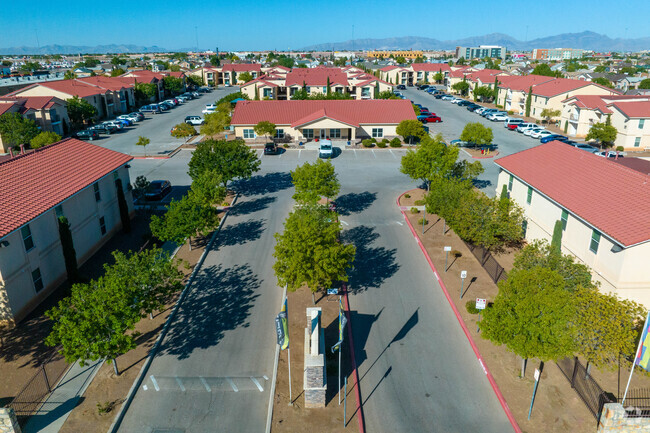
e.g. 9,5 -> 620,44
2,0 -> 648,50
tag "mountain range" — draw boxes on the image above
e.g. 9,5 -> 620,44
301,31 -> 650,52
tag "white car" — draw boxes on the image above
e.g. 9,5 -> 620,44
202,107 -> 216,115
487,113 -> 509,122
474,107 -> 488,115
103,120 -> 124,129
204,103 -> 216,110
164,99 -> 178,106
185,116 -> 204,126
504,118 -> 524,128
440,95 -> 455,101
516,123 -> 538,133
523,127 -> 544,136
117,114 -> 139,123
450,98 -> 462,104
531,130 -> 553,139
318,139 -> 333,158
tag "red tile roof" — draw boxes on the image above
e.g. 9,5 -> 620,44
563,95 -> 614,114
78,76 -> 133,91
222,63 -> 262,72
532,78 -> 620,97
411,63 -> 452,72
613,157 -> 650,176
497,74 -> 555,92
285,68 -> 349,86
495,141 -> 650,247
610,101 -> 650,118
9,79 -> 107,98
231,100 -> 416,127
0,138 -> 132,239
0,102 -> 18,115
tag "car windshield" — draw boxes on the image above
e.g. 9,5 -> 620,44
149,182 -> 164,191
321,145 -> 332,150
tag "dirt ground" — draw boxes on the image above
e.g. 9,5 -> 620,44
398,188 -> 650,433
270,286 -> 359,433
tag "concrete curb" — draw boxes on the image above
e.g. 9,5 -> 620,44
396,191 -> 522,433
107,193 -> 240,433
342,284 -> 366,433
265,286 -> 287,433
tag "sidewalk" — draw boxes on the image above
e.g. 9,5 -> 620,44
22,359 -> 103,433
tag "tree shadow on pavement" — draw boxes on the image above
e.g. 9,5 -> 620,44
160,264 -> 260,360
232,172 -> 292,196
213,219 -> 265,248
341,226 -> 399,294
228,196 -> 276,217
335,192 -> 377,216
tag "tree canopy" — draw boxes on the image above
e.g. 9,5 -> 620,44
134,82 -> 157,104
0,113 -> 39,147
254,121 -> 276,142
30,131 -> 61,149
162,76 -> 183,94
66,96 -> 97,129
238,72 -> 254,83
639,78 -> 650,90
188,139 -> 261,188
291,159 -> 340,204
200,103 -> 232,136
396,119 -> 427,145
532,64 -> 558,77
150,194 -> 220,248
586,122 -> 617,149
451,81 -> 470,96
460,122 -> 494,146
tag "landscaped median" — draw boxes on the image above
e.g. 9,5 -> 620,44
397,188 -> 595,433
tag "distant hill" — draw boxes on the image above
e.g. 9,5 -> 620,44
301,31 -> 650,52
0,44 -> 170,55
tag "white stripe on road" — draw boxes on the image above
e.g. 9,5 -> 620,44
353,149 -> 357,158
250,376 -> 264,392
389,149 -> 397,159
200,376 -> 211,392
150,375 -> 160,391
227,378 -> 239,392
299,149 -> 302,159
175,376 -> 186,392
395,221 -> 403,226
340,220 -> 349,226
371,149 -> 377,158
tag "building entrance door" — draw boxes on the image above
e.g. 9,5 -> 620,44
320,129 -> 327,139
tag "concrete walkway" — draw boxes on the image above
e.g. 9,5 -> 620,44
23,359 -> 103,433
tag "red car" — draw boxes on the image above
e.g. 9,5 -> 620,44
418,114 -> 442,123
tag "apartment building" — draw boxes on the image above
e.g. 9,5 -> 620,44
0,138 -> 133,324
496,141 -> 650,307
455,45 -> 506,61
0,96 -> 69,152
367,50 -> 423,60
532,48 -> 585,61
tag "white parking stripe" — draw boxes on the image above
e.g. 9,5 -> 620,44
175,376 -> 186,392
299,149 -> 302,159
371,149 -> 377,158
227,378 -> 239,392
389,149 -> 397,159
340,220 -> 349,226
200,376 -> 211,392
150,375 -> 160,391
250,376 -> 264,392
353,149 -> 357,158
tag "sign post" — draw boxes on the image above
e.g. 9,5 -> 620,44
331,298 -> 347,405
460,270 -> 467,299
275,296 -> 291,404
444,246 -> 451,272
528,368 -> 541,420
475,298 -> 486,332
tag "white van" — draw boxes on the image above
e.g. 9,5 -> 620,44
504,118 -> 524,128
319,139 -> 333,158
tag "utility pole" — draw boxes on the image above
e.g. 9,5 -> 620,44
194,26 -> 199,52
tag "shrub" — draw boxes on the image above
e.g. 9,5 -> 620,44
495,104 -> 503,109
171,122 -> 197,138
404,193 -> 411,198
283,143 -> 289,148
410,207 -> 420,214
616,146 -> 624,152
417,217 -> 428,225
371,137 -> 378,144
362,139 -> 375,148
414,199 -> 425,206
390,137 -> 402,147
377,140 -> 387,148
508,110 -> 515,115
466,301 -> 480,315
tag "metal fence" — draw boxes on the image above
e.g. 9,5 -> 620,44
463,241 -> 508,284
8,348 -> 70,422
622,388 -> 650,418
556,357 -> 616,421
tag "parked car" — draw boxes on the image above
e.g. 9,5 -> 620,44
176,95 -> 189,103
113,118 -> 133,126
202,107 -> 216,114
128,112 -> 144,121
103,120 -> 124,129
393,91 -> 403,98
160,101 -> 174,110
434,93 -> 446,99
540,134 -> 567,143
440,95 -> 455,101
504,118 -> 524,128
145,180 -> 172,201
523,127 -> 544,136
164,99 -> 179,106
397,84 -> 406,90
593,150 -> 624,158
181,93 -> 195,100
74,129 -> 100,141
191,91 -> 200,98
450,139 -> 469,147
264,143 -> 279,155
487,113 -> 509,122
480,109 -> 498,117
117,114 -> 137,124
574,143 -> 598,152
157,102 -> 170,111
516,123 -> 538,132
450,98 -> 462,104
185,115 -> 204,125
457,100 -> 473,107
89,124 -> 117,135
418,114 -> 442,123
426,88 -> 436,94
418,85 -> 430,90
466,103 -> 481,111
319,139 -> 333,158
140,104 -> 161,114
531,130 -> 553,139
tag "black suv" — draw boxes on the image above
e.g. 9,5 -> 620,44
397,84 -> 406,90
73,130 -> 100,141
91,123 -> 118,135
264,143 -> 279,155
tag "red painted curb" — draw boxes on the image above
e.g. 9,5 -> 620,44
396,191 -> 522,433
342,284 -> 366,433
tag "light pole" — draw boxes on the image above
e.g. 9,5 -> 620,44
444,246 -> 451,271
460,270 -> 467,299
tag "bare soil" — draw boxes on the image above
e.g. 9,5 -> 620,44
270,286 -> 359,432
398,188 -> 650,433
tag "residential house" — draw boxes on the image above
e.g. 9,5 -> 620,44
231,99 -> 416,142
220,64 -> 262,86
0,96 -> 69,152
0,138 -> 133,324
496,141 -> 650,306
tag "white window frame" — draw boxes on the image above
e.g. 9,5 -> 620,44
275,129 -> 284,138
330,129 -> 341,138
303,129 -> 314,139
243,129 -> 255,139
372,128 -> 383,138
635,137 -> 641,147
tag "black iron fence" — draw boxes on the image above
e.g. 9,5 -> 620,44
556,356 -> 616,420
463,241 -> 507,284
622,388 -> 650,418
8,348 -> 70,422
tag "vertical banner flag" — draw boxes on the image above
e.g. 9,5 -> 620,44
331,298 -> 347,353
636,312 -> 650,371
275,297 -> 289,350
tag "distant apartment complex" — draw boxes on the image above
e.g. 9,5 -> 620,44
367,50 -> 423,59
532,48 -> 585,61
455,45 -> 506,61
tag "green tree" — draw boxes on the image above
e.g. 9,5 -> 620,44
460,122 -> 494,147
434,70 -> 444,84
291,159 -> 340,204
539,108 -> 561,125
238,72 -> 254,83
253,121 -> 276,143
396,119 -> 427,145
134,82 -> 157,104
83,58 -> 100,68
132,176 -> 150,200
169,64 -> 181,72
110,68 -> 126,77
30,131 -> 61,149
473,86 -> 493,102
551,220 -> 563,255
0,112 -> 39,147
20,61 -> 41,73
481,267 -> 577,375
189,169 -> 227,208
273,206 -> 356,304
451,80 -> 470,96
162,76 -> 183,95
201,103 -> 232,136
64,70 -> 76,80
400,135 -> 461,190
188,139 -> 261,188
594,65 -> 607,73
136,136 -> 150,156
592,77 -> 613,88
639,78 -> 650,90
186,74 -> 204,87
66,96 -> 97,129
326,76 -> 331,95
150,195 -> 220,250
531,64 -> 556,77
171,123 -> 196,138
377,90 -> 400,100
586,122 -> 618,149
525,86 -> 533,117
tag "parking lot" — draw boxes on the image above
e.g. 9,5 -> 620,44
89,86 -> 237,156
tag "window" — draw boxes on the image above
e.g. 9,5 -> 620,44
305,86 -> 311,93
243,129 -> 255,139
522,220 -> 528,238
635,137 -> 641,147
303,129 -> 314,139
323,87 -> 327,93
99,216 -> 107,236
32,268 -> 44,292
55,205 -> 64,218
640,119 -> 645,129
526,186 -> 533,204
330,129 -> 341,138
561,209 -> 568,230
275,129 -> 284,138
21,225 -> 34,251
263,88 -> 273,98
372,128 -> 383,138
508,174 -> 513,191
589,229 -> 601,254
93,182 -> 101,202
